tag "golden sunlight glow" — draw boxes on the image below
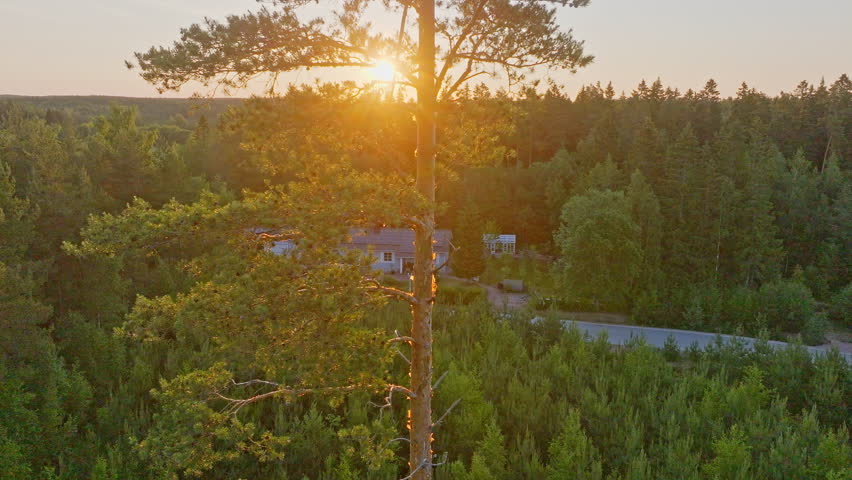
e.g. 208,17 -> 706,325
370,59 -> 396,82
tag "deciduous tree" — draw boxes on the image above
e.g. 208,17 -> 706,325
555,189 -> 641,310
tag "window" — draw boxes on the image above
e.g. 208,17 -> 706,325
502,242 -> 515,254
382,251 -> 394,262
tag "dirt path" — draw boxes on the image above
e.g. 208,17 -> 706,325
440,275 -> 529,309
481,282 -> 528,309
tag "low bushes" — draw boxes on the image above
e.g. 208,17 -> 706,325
380,276 -> 487,305
631,279 -> 829,343
438,282 -> 486,305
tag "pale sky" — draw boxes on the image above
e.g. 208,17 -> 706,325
0,0 -> 850,98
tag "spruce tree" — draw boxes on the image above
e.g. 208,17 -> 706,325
659,123 -> 703,283
626,116 -> 664,181
626,170 -> 663,293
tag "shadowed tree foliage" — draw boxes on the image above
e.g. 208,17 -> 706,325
450,199 -> 487,279
556,189 -> 641,311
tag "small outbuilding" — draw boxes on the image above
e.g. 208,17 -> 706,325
483,234 -> 516,255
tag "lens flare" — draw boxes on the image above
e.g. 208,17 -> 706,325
370,59 -> 396,82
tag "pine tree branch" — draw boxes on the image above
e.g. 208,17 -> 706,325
364,279 -> 418,305
436,0 -> 490,90
214,383 -> 362,414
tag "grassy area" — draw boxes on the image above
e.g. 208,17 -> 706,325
437,276 -> 486,305
479,254 -> 555,291
381,274 -> 487,305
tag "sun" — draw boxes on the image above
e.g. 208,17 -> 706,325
370,59 -> 396,82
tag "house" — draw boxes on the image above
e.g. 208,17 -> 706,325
483,234 -> 516,255
267,227 -> 453,275
344,228 -> 453,274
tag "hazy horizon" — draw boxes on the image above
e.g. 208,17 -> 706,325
2,0 -> 850,98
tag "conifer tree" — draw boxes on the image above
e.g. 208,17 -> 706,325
626,170 -> 663,293
626,117 -> 664,180
659,123 -> 704,283
694,79 -> 722,141
120,2 -> 595,477
826,74 -> 852,170
546,410 -> 603,479
467,421 -> 509,480
734,182 -> 782,288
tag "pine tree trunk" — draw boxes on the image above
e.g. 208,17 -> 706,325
410,0 -> 436,478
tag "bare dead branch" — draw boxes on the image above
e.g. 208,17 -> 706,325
389,384 -> 417,399
395,348 -> 411,364
370,383 -> 417,421
387,335 -> 416,345
388,330 -> 414,364
432,398 -> 461,429
431,370 -> 448,390
432,256 -> 451,274
230,379 -> 281,388
399,460 -> 427,480
257,231 -> 302,241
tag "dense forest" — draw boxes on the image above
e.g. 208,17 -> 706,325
0,75 -> 850,479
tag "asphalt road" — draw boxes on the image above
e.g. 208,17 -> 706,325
469,277 -> 851,363
561,320 -> 852,363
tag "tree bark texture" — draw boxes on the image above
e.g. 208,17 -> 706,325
410,0 -> 437,478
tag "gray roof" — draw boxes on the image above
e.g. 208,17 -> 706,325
344,228 -> 452,255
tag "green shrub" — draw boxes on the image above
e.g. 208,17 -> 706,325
685,341 -> 702,362
829,283 -> 852,327
757,279 -> 817,332
662,334 -> 680,362
724,287 -> 759,333
631,289 -> 665,326
802,313 -> 829,346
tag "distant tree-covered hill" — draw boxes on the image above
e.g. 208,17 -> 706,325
0,94 -> 244,126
